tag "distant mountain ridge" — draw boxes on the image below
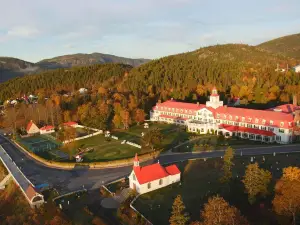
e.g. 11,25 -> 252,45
258,33 -> 300,59
0,53 -> 150,83
37,52 -> 150,69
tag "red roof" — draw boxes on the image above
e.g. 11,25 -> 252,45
133,163 -> 180,184
269,104 -> 300,114
219,124 -> 275,136
160,114 -> 188,120
40,125 -> 54,131
63,121 -> 78,126
25,185 -> 39,201
26,121 -> 33,132
153,100 -> 205,115
215,107 -> 294,128
165,165 -> 181,175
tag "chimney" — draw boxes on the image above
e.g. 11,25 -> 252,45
293,95 -> 297,106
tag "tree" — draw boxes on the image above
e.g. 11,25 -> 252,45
220,147 -> 235,184
143,128 -> 163,151
134,109 -> 145,125
169,195 -> 190,225
113,114 -> 122,129
120,109 -> 131,129
242,163 -> 272,204
200,195 -> 249,225
273,167 -> 300,225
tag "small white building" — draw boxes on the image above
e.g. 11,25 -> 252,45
26,121 -> 40,135
129,154 -> 181,194
39,125 -> 55,134
293,65 -> 300,73
79,88 -> 88,94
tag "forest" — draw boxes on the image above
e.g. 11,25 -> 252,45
1,44 -> 300,133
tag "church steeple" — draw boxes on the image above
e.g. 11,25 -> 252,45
134,153 -> 140,167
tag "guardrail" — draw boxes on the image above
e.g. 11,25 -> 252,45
130,194 -> 153,225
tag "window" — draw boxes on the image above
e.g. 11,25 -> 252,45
255,119 -> 258,123
268,127 -> 274,132
280,122 -> 284,127
201,128 -> 204,132
279,129 -> 284,133
276,136 -> 281,141
133,174 -> 136,181
270,120 -> 273,125
288,122 -> 292,126
159,179 -> 163,185
148,183 -> 151,189
242,117 -> 245,122
248,118 -> 252,122
262,119 -> 266,125
235,116 -> 239,121
229,115 -> 232,120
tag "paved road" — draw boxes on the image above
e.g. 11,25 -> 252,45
1,135 -> 300,194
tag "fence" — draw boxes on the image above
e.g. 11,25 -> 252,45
63,130 -> 103,144
126,141 -> 141,149
130,194 -> 153,225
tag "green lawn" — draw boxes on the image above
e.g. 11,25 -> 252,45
74,134 -> 142,162
133,153 -> 300,225
175,135 -> 280,152
113,122 -> 191,151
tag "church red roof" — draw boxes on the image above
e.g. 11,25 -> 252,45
133,163 -> 180,184
165,165 -> 181,175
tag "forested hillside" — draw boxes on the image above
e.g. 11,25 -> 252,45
258,33 -> 300,59
124,44 -> 300,104
1,44 -> 300,134
0,63 -> 131,100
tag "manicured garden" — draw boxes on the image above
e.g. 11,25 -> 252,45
133,153 -> 300,225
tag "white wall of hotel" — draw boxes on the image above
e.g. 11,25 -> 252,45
150,103 -> 293,144
129,171 -> 180,195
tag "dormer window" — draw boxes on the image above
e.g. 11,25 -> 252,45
189,110 -> 192,114
262,119 -> 266,125
172,108 -> 175,112
288,122 -> 292,126
180,109 -> 183,113
229,116 -> 232,120
217,114 -> 220,119
235,116 -> 239,121
270,120 -> 273,125
248,118 -> 252,122
242,117 -> 245,122
255,119 -> 258,123
280,122 -> 284,127
185,110 -> 187,113
224,115 -> 227,119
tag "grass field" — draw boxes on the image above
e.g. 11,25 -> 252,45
74,134 -> 142,161
133,153 -> 300,225
113,122 -> 191,151
175,135 -> 279,152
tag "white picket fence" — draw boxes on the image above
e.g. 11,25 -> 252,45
126,141 -> 142,149
111,135 -> 118,140
63,126 -> 103,144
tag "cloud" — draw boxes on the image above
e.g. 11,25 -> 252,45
7,26 -> 39,38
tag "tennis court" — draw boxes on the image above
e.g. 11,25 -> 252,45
17,135 -> 61,153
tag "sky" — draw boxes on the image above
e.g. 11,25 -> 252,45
0,0 -> 299,62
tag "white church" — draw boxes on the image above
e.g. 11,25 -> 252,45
129,154 -> 181,194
